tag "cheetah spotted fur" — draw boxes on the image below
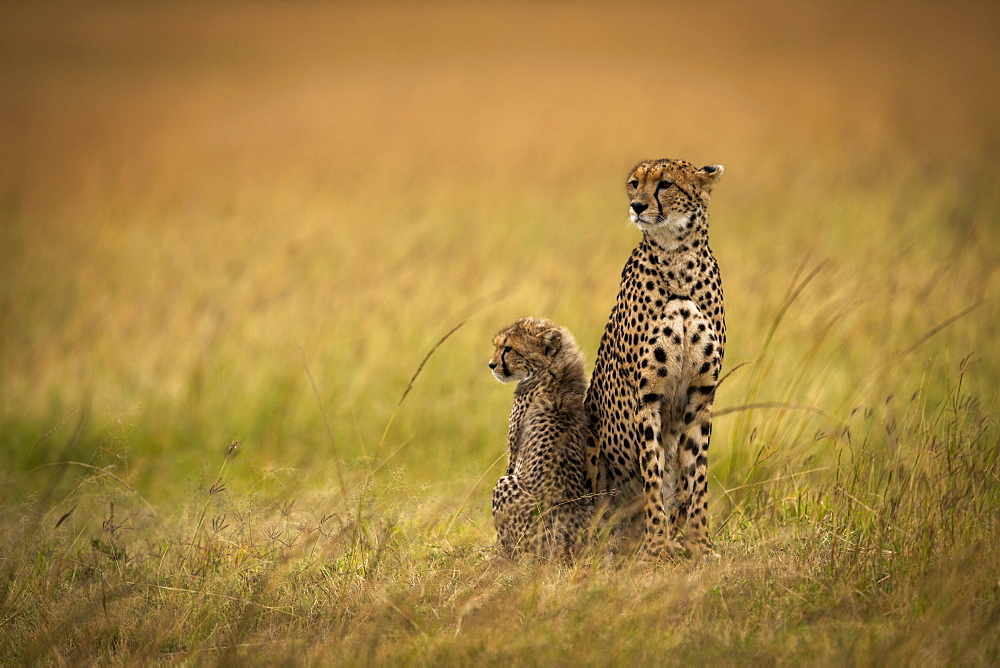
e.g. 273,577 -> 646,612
585,159 -> 726,560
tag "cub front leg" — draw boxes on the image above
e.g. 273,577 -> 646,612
492,475 -> 536,557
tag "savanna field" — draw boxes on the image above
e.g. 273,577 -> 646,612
2,1 -> 999,663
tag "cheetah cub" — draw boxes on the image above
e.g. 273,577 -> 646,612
489,317 -> 592,560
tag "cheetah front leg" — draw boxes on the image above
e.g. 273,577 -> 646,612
674,399 -> 717,557
672,321 -> 722,558
636,405 -> 673,561
635,343 -> 688,561
584,428 -> 601,498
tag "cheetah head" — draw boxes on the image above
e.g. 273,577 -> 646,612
626,159 -> 723,243
489,317 -> 565,384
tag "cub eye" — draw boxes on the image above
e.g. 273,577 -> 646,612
503,345 -> 512,353
657,180 -> 673,190
627,179 -> 639,189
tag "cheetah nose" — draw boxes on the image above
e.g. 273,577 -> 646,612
488,362 -> 497,370
631,201 -> 648,215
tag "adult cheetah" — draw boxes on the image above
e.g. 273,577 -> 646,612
585,159 -> 725,560
489,317 -> 592,560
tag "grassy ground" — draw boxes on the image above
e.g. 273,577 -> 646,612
2,1 -> 999,664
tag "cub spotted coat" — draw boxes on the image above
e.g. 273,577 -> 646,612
489,317 -> 591,560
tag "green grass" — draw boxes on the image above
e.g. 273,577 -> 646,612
2,1 -> 999,664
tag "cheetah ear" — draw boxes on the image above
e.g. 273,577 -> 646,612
696,164 -> 724,190
539,328 -> 562,357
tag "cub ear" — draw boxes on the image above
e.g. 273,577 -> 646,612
539,328 -> 562,356
696,164 -> 724,190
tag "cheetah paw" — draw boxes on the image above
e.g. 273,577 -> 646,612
639,539 -> 683,564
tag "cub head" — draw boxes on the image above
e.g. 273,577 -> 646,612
626,159 -> 723,241
489,316 -> 564,383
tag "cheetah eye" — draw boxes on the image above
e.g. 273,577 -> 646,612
657,180 -> 673,190
503,345 -> 512,353
627,179 -> 639,189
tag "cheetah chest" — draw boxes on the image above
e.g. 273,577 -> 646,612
587,241 -> 725,494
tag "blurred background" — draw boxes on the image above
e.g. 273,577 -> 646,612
1,1 -> 998,503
